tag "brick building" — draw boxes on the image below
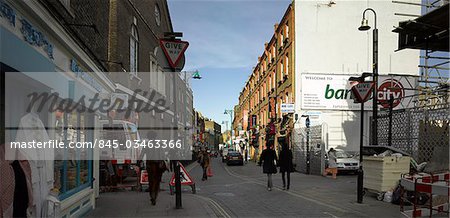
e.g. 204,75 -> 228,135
234,4 -> 294,159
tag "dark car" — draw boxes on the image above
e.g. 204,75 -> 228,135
226,151 -> 244,166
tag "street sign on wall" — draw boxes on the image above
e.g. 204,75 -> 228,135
301,73 -> 417,110
159,39 -> 189,68
280,103 -> 295,113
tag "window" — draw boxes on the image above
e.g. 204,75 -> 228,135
158,67 -> 165,96
149,56 -> 165,96
154,4 -> 161,26
280,60 -> 284,81
280,31 -> 284,47
130,24 -> 138,74
286,21 -> 289,38
285,55 -> 289,76
272,72 -> 275,88
54,108 -> 93,200
272,46 -> 276,59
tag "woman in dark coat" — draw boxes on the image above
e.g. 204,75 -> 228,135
258,144 -> 278,191
278,141 -> 293,190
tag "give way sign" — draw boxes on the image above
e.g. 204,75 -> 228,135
160,39 -> 189,68
351,82 -> 374,103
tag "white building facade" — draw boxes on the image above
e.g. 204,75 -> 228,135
293,0 -> 421,151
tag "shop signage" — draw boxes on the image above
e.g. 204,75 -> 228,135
159,39 -> 189,68
301,73 -> 417,110
280,103 -> 295,113
70,59 -> 103,92
0,1 -> 54,59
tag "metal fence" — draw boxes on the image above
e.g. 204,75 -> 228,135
292,124 -> 326,175
377,101 -> 449,170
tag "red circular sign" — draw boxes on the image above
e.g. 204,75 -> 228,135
377,79 -> 404,108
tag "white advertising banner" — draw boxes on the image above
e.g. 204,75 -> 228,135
301,73 -> 418,111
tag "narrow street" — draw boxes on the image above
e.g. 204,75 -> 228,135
1,0 -> 448,217
89,158 -> 400,217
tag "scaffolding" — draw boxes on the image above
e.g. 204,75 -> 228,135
393,0 -> 449,105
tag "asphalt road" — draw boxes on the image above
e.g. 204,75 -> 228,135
188,158 -> 400,218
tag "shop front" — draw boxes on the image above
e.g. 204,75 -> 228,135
1,0 -> 114,217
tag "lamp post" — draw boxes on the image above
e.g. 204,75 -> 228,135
222,121 -> 229,148
224,109 -> 234,150
301,115 -> 310,174
349,73 -> 373,204
358,8 -> 378,146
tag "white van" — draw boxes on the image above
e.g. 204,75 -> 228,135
99,120 -> 141,178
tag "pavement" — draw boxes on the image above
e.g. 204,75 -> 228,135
87,158 -> 403,217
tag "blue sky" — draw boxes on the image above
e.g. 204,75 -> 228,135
168,0 -> 291,131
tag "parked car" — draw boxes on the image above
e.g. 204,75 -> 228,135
335,149 -> 359,173
226,151 -> 244,166
326,149 -> 359,174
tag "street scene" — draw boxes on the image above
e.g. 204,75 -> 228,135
0,0 -> 449,218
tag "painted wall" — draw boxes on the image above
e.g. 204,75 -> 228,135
294,0 -> 421,151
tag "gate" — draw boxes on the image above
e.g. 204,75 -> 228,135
292,124 -> 327,175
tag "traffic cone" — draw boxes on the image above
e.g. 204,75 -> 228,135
207,167 -> 213,177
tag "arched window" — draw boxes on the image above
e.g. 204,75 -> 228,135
130,24 -> 138,73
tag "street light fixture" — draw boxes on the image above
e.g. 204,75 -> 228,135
358,8 -> 379,146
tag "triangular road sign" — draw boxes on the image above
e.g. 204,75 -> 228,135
159,39 -> 189,68
351,82 -> 374,103
169,162 -> 195,186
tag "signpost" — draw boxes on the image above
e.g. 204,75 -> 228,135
160,35 -> 189,209
350,81 -> 374,204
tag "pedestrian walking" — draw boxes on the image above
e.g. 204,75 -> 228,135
323,148 -> 338,179
278,141 -> 293,190
258,144 -> 278,191
139,131 -> 169,205
198,149 -> 210,181
146,160 -> 168,205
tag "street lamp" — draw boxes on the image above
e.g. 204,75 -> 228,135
349,73 -> 373,204
358,8 -> 379,146
221,121 -> 229,147
301,115 -> 310,174
224,109 -> 234,150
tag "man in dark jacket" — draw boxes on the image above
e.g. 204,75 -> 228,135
278,140 -> 293,190
258,144 -> 278,191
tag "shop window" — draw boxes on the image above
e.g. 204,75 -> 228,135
54,109 -> 93,200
